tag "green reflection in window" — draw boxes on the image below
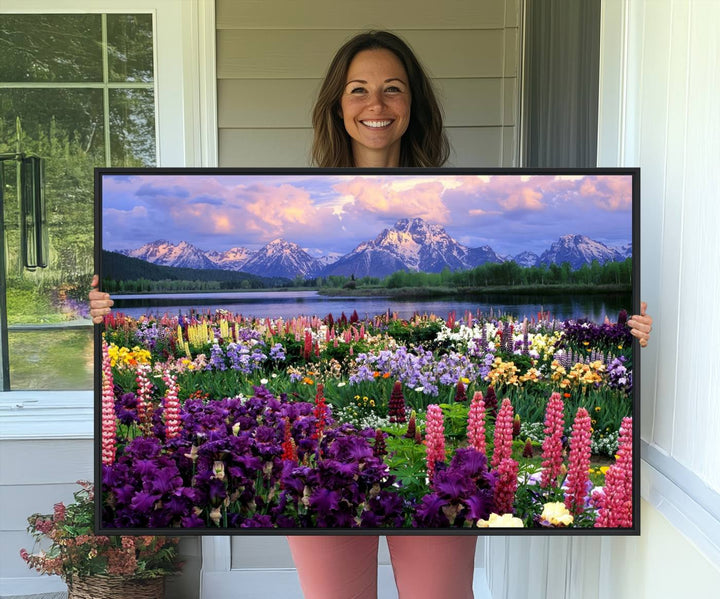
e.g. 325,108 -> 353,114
0,14 -> 103,82
107,14 -> 154,83
8,329 -> 94,390
110,88 -> 156,166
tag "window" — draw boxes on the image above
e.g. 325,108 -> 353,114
0,13 -> 157,390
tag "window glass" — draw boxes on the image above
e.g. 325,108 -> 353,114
0,14 -> 103,82
109,88 -> 156,166
107,14 -> 154,83
0,13 -> 156,390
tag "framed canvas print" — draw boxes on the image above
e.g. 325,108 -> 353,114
95,167 -> 639,535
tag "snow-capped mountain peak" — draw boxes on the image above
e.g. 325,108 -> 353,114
539,234 -> 624,269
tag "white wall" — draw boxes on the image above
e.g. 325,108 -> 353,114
486,0 -> 720,596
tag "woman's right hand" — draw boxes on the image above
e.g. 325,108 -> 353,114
89,274 -> 114,324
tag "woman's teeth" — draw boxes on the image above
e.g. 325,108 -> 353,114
362,120 -> 392,128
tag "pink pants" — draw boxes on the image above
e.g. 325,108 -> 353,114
287,535 -> 477,599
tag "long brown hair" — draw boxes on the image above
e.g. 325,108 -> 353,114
311,31 -> 449,168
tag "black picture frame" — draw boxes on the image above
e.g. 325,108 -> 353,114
94,166 -> 640,536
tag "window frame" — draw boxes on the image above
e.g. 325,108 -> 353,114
0,0 -> 217,431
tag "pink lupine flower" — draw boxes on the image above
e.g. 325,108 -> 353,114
595,417 -> 633,528
564,407 -> 593,515
162,369 -> 181,440
425,404 -> 446,482
494,457 -> 519,514
467,391 -> 486,456
101,339 -> 117,465
540,392 -> 565,488
135,362 -> 152,428
491,398 -> 514,469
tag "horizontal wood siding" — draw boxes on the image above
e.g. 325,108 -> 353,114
0,439 -> 93,581
217,0 -> 521,168
217,0 -> 516,30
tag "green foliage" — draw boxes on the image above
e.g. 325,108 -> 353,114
384,434 -> 429,501
386,318 -> 443,349
437,402 -> 470,439
322,338 -> 370,365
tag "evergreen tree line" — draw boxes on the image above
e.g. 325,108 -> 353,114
306,258 -> 633,291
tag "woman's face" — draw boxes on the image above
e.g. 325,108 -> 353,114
340,48 -> 411,166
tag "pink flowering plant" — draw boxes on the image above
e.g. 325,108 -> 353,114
100,309 -> 634,530
20,481 -> 182,584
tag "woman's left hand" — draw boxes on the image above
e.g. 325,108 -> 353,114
627,301 -> 653,348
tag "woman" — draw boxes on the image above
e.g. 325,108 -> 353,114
90,31 -> 653,599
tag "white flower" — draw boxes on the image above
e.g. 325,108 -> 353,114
337,382 -> 346,387
260,378 -> 269,385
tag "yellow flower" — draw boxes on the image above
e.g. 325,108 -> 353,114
600,466 -> 610,475
540,502 -> 574,527
461,377 -> 470,384
477,513 -> 524,528
595,406 -> 601,412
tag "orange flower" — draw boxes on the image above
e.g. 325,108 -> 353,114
373,371 -> 380,378
302,377 -> 314,385
382,372 -> 391,379
563,392 -> 571,398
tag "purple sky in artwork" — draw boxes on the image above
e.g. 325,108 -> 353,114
101,173 -> 633,258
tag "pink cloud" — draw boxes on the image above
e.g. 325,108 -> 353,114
498,187 -> 544,211
334,177 -> 450,223
580,176 -> 632,211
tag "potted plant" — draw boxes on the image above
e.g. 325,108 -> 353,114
20,480 -> 182,599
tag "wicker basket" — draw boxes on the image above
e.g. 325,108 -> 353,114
67,575 -> 164,599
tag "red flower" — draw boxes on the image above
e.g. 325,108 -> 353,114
388,381 -> 407,424
312,384 -> 328,442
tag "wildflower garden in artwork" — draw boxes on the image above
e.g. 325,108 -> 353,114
99,308 -> 634,531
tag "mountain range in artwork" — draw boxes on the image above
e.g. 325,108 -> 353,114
114,217 -> 631,281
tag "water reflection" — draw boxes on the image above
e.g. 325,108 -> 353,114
113,290 -> 632,323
